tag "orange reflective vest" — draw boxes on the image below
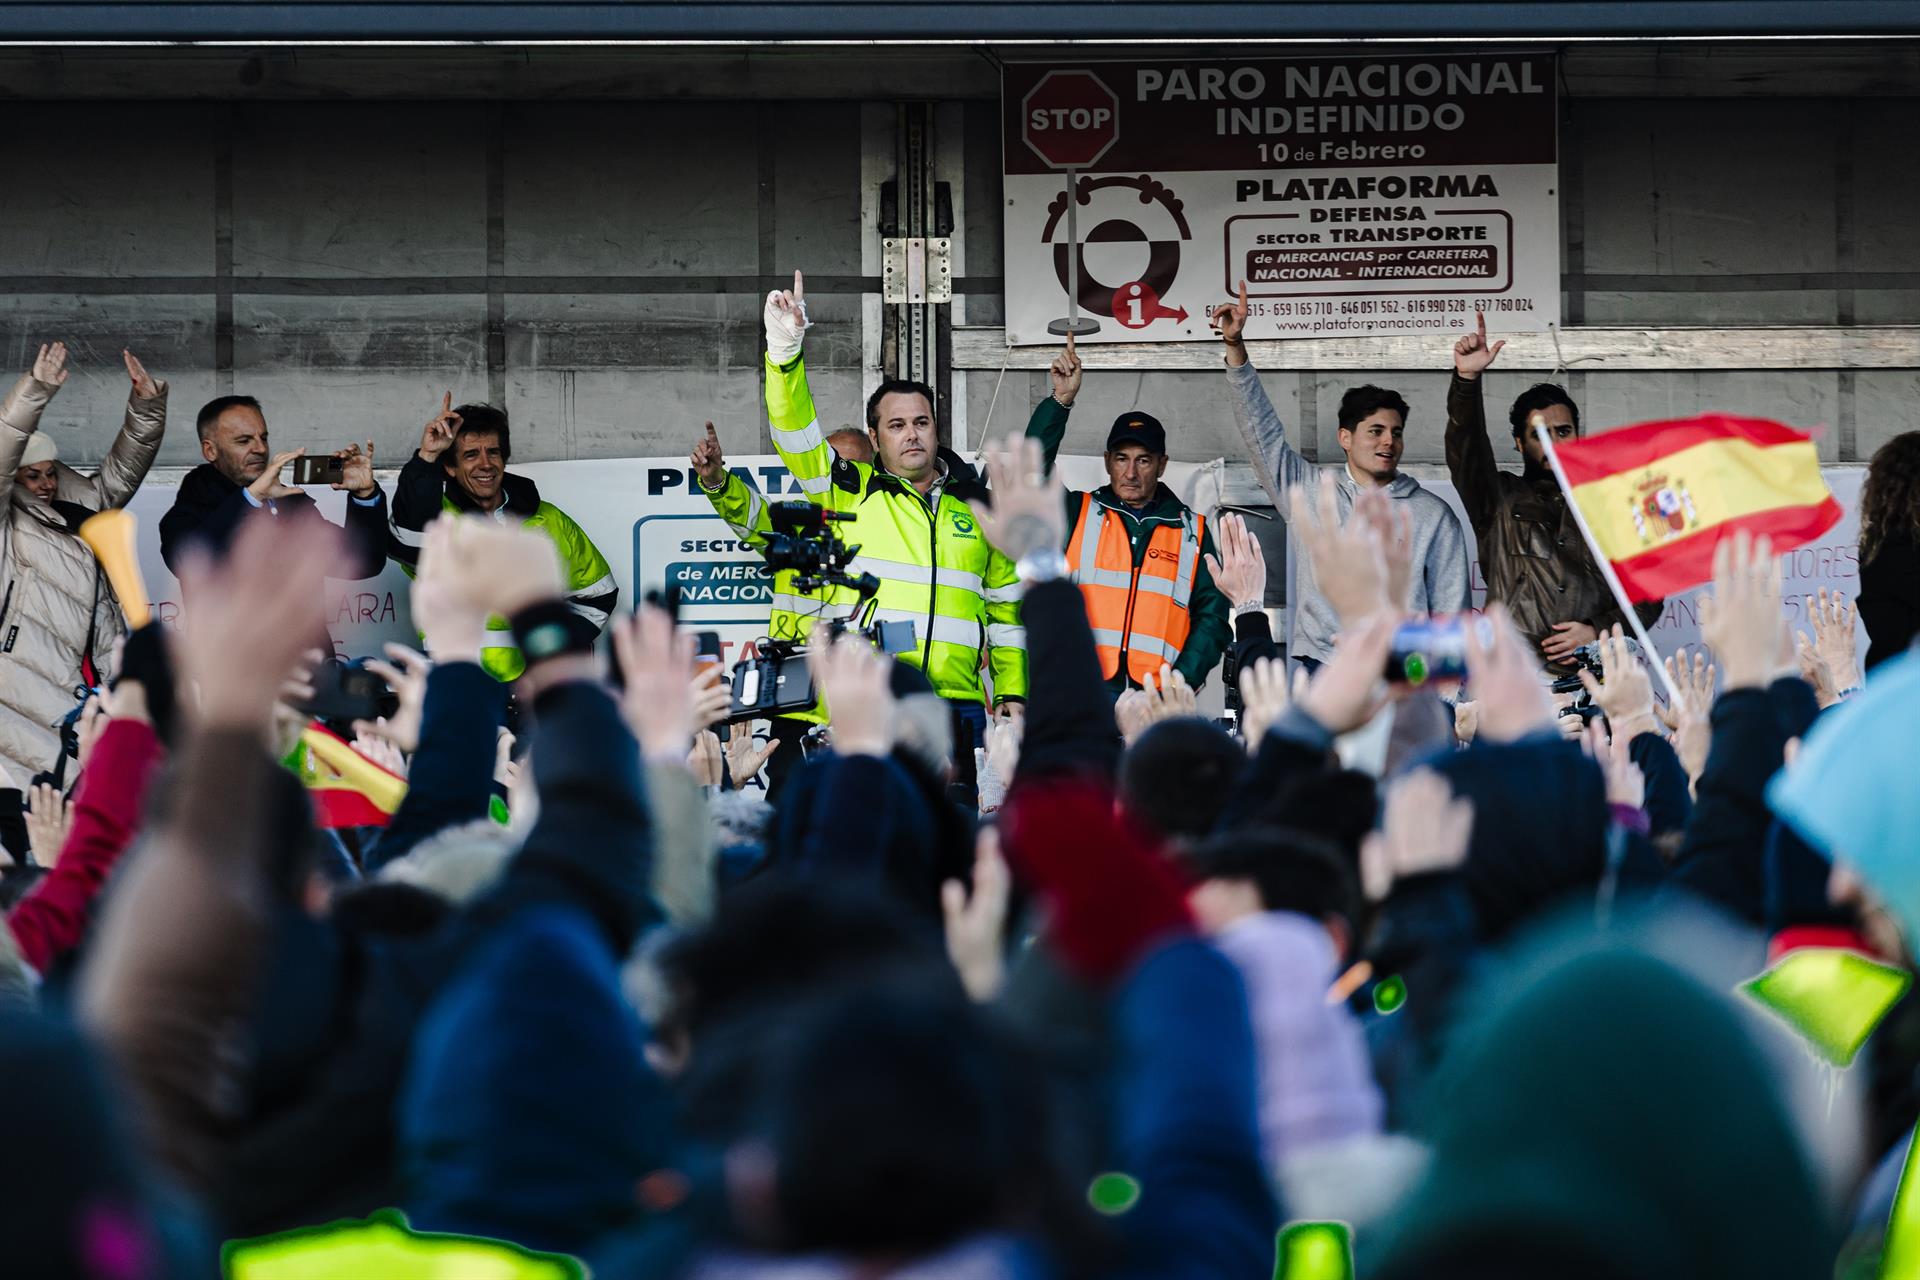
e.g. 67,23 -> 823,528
1065,491 -> 1205,685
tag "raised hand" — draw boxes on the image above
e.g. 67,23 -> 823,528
691,421 -> 727,489
1577,624 -> 1658,741
123,349 -> 160,400
810,633 -> 896,758
1658,647 -> 1717,730
1352,488 -> 1414,613
610,605 -> 700,764
249,448 -> 306,502
410,524 -> 488,664
690,663 -> 731,729
333,440 -> 378,499
765,268 -> 811,363
419,392 -> 461,463
942,828 -> 1013,1002
1049,331 -> 1083,408
1807,589 -> 1861,698
350,728 -> 409,779
175,517 -> 349,731
1144,665 -> 1197,721
971,435 -> 1067,563
1208,281 -> 1251,367
1698,530 -> 1785,692
1465,604 -> 1558,742
1204,511 -> 1267,609
357,643 -> 431,754
686,730 -> 724,787
418,514 -> 566,623
1453,309 -> 1506,381
31,342 -> 69,388
1360,768 -> 1475,902
725,725 -> 780,788
1288,473 -> 1389,625
1300,612 -> 1399,736
26,782 -> 73,867
1238,655 -> 1305,752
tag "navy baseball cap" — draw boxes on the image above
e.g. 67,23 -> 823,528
1106,411 -> 1167,454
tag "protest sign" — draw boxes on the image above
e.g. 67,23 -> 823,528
1002,55 -> 1561,345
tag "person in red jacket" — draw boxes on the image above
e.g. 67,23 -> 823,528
7,675 -> 163,976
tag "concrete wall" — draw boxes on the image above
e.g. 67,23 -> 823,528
3,81 -> 1916,474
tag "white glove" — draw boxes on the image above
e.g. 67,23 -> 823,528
764,270 -> 812,365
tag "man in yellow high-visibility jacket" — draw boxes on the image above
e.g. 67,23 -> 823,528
692,270 -> 1027,774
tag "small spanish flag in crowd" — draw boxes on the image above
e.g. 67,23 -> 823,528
287,722 -> 408,828
1552,414 -> 1842,603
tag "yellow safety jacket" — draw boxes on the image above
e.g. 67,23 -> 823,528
702,354 -> 1027,708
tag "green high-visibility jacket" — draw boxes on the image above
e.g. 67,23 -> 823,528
702,353 -> 1027,709
388,454 -> 618,682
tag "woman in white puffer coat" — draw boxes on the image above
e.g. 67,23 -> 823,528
1,342 -> 167,790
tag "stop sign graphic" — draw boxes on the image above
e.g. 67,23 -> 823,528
1022,70 -> 1121,170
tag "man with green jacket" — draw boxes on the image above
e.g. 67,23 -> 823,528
1023,335 -> 1231,693
389,397 -> 617,682
694,270 -> 1027,763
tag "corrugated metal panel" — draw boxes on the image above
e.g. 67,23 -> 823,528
2,1 -> 1918,43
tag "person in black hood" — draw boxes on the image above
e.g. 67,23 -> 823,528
158,393 -> 387,580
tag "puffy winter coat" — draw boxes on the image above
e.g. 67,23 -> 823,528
0,373 -> 166,786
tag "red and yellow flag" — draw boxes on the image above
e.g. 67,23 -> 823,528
1553,414 -> 1841,603
288,722 -> 408,829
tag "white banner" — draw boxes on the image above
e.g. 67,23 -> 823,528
1002,55 -> 1561,346
122,457 -> 1868,708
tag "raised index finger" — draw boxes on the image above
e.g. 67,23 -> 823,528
792,269 -> 805,302
1475,309 -> 1487,343
1064,330 -> 1076,361
1237,279 -> 1248,311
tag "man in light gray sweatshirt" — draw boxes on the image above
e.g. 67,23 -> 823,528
1211,287 -> 1471,670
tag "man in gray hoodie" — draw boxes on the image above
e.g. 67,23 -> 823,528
1211,285 -> 1471,670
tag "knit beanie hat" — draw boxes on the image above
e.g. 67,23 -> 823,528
19,432 -> 58,468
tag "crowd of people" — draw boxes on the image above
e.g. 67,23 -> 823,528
0,272 -> 1918,1279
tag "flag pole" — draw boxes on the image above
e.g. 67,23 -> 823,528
1533,420 -> 1684,707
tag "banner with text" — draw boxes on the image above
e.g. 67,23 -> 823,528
1001,55 -> 1560,345
122,456 -> 1863,716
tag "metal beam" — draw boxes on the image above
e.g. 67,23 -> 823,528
4,2 -> 1920,43
953,325 -> 1920,371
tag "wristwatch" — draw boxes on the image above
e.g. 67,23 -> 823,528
1016,548 -> 1071,584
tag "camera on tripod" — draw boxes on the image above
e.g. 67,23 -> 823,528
728,502 -> 917,722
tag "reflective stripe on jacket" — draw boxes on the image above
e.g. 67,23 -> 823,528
1065,489 -> 1203,685
702,353 -> 1026,709
387,455 -> 618,683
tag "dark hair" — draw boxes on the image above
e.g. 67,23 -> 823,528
657,877 -> 940,1047
865,380 -> 938,435
448,403 -> 511,465
1507,383 -> 1581,439
195,394 -> 263,441
1120,718 -> 1246,842
1337,385 -> 1410,433
1860,431 -> 1920,565
1182,825 -> 1361,939
764,972 -> 1018,1254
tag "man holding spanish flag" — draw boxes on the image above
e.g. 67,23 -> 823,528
1451,312 -> 1842,680
1446,313 -> 1667,672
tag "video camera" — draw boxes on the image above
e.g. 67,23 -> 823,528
1549,643 -> 1606,725
728,502 -> 916,722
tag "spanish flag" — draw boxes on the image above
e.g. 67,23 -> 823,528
287,722 -> 408,829
1551,414 -> 1842,603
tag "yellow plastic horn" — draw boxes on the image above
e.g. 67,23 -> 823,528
78,508 -> 152,628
